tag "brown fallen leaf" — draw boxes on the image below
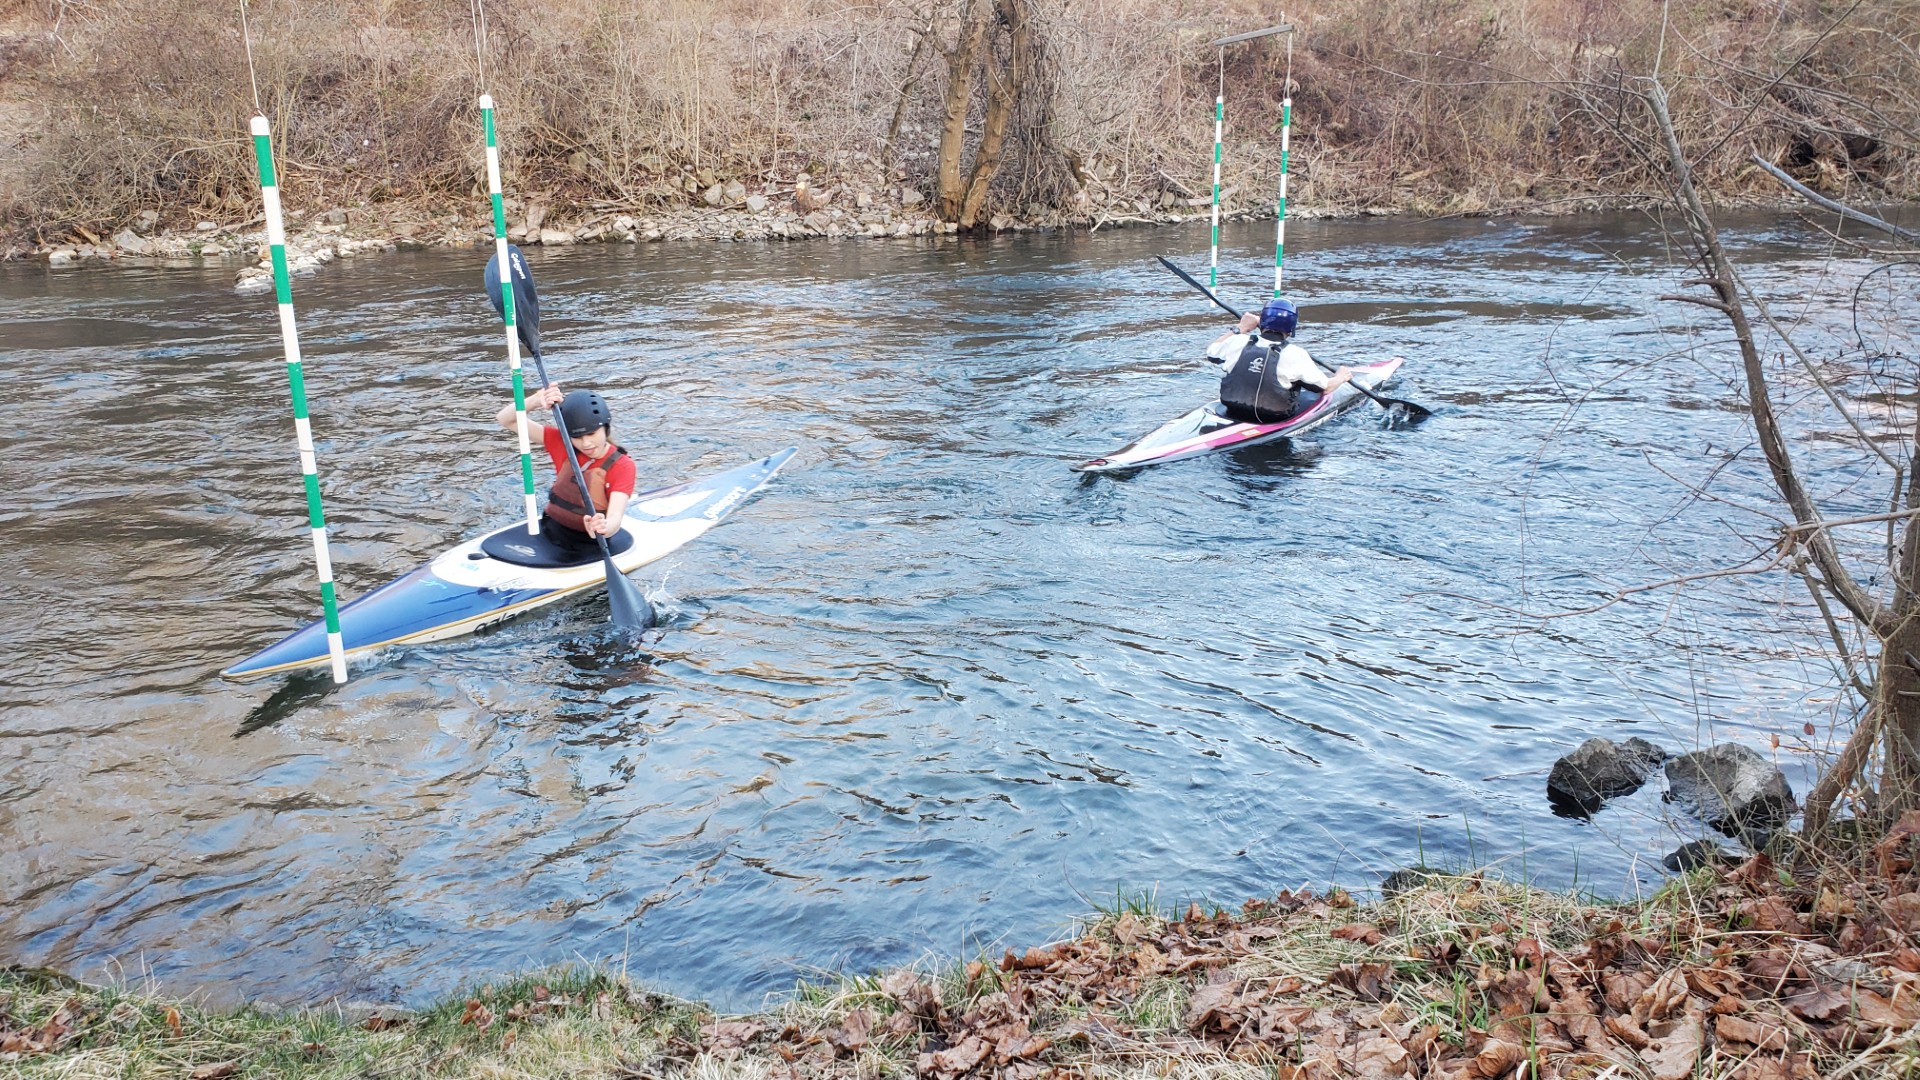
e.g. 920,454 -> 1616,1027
360,1014 -> 405,1032
189,1063 -> 238,1080
700,1019 -> 765,1049
1641,1011 -> 1704,1080
1471,1038 -> 1525,1077
1715,1013 -> 1789,1050
1353,1035 -> 1409,1078
828,1008 -> 874,1055
1329,962 -> 1392,1002
1332,923 -> 1385,946
164,1007 -> 183,1039
1785,985 -> 1848,1021
501,1028 -> 517,1052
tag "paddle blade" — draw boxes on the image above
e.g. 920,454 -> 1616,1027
483,244 -> 542,354
603,557 -> 655,631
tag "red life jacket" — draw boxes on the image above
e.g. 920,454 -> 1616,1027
544,444 -> 628,532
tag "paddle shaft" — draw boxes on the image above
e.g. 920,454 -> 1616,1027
1155,256 -> 1430,417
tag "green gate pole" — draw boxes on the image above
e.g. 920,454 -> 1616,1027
1274,95 -> 1292,296
1208,70 -> 1225,290
250,115 -> 349,684
480,94 -> 540,535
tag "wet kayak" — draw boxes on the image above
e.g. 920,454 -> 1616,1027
1073,358 -> 1405,472
224,447 -> 797,679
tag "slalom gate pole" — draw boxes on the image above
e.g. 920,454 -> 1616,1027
1208,50 -> 1225,291
1274,94 -> 1291,297
250,115 -> 349,684
480,94 -> 540,535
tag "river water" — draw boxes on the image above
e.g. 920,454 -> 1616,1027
0,213 -> 1901,1010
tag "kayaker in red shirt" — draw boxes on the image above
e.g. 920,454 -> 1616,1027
494,385 -> 638,556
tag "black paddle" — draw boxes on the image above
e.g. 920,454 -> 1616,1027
485,245 -> 654,631
1155,256 -> 1432,419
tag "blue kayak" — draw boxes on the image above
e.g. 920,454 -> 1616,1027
224,448 -> 797,679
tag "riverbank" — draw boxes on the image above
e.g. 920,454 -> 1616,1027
5,2 -> 1914,262
7,847 -> 1918,1080
13,185 -> 1683,295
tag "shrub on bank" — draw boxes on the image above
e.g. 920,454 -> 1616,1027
1,1 -> 1916,249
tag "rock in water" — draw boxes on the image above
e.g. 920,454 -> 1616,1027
1664,743 -> 1795,838
1662,839 -> 1731,873
1547,736 -> 1667,816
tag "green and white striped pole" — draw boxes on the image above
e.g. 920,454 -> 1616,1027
1273,95 -> 1292,296
1208,55 -> 1225,291
250,115 -> 348,684
480,94 -> 540,535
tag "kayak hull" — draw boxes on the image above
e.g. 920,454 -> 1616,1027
1073,357 -> 1406,472
224,447 -> 797,679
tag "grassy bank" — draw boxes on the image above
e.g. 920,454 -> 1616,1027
2,1 -> 1918,255
8,847 -> 1919,1079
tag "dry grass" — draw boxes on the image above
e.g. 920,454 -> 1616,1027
0,1 -> 1917,244
8,841 -> 1920,1079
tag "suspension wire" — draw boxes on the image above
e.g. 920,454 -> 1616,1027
470,0 -> 491,93
237,0 -> 263,114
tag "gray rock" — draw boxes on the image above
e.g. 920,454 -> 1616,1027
745,194 -> 769,213
1662,839 -> 1731,873
723,180 -> 747,203
1547,736 -> 1667,816
901,188 -> 925,207
46,248 -> 75,266
195,220 -> 220,232
538,228 -> 575,246
113,229 -> 151,255
1665,743 -> 1796,838
136,209 -> 159,231
702,184 -> 725,207
323,208 -> 348,225
1381,865 -> 1449,898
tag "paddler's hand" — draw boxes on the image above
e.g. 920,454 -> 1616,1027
532,384 -> 564,410
583,512 -> 613,537
1235,312 -> 1259,334
1325,365 -> 1354,390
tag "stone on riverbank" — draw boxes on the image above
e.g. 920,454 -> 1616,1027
1546,735 -> 1666,815
1664,742 -> 1795,838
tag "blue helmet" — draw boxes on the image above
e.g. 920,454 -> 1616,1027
1258,298 -> 1298,337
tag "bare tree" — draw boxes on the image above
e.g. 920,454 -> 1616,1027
1602,64 -> 1920,834
931,0 -> 1045,229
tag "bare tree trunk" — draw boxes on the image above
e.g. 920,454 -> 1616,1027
934,0 -> 988,222
956,0 -> 1029,228
1643,77 -> 1920,820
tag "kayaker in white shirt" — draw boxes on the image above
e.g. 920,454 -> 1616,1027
1205,298 -> 1351,424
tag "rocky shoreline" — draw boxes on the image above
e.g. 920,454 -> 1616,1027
21,170 -> 1571,294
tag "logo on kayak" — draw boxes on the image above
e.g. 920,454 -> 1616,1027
701,485 -> 749,521
508,544 -> 536,557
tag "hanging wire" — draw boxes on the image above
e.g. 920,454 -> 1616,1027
470,0 -> 491,92
237,0 -> 263,114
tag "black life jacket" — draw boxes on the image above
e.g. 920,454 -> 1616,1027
1219,338 -> 1308,424
544,443 -> 628,532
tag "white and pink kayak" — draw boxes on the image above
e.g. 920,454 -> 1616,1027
1073,357 -> 1406,473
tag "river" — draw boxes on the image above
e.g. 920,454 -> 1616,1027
0,212 -> 1895,1010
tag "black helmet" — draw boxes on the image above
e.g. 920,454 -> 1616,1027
558,389 -> 611,436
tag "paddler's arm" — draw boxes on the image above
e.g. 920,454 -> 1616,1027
495,384 -> 563,431
584,491 -> 631,538
1206,313 -> 1260,364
